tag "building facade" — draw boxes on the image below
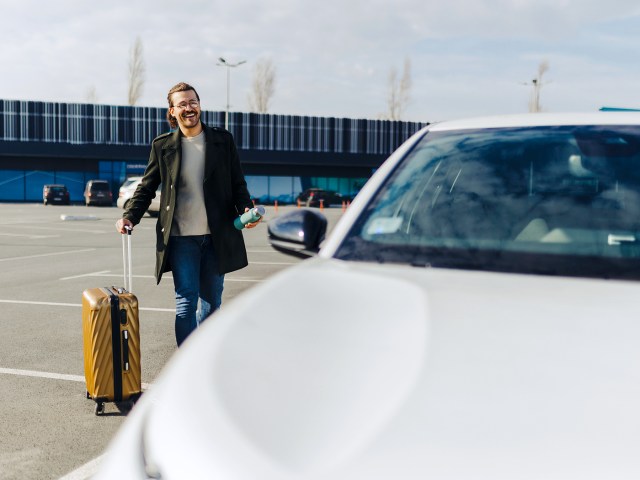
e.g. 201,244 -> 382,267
0,100 -> 426,203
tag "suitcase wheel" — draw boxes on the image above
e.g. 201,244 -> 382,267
94,401 -> 105,416
115,400 -> 133,413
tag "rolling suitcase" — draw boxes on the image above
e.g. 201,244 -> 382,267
82,229 -> 142,415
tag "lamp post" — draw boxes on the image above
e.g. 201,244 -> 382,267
216,57 -> 246,130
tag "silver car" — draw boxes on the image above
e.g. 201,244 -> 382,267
96,112 -> 640,479
116,176 -> 161,217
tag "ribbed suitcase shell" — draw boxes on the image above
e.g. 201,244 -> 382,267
82,286 -> 142,404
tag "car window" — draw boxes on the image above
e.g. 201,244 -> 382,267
91,182 -> 110,191
335,125 -> 640,280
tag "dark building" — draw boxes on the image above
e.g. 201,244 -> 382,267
0,100 -> 426,203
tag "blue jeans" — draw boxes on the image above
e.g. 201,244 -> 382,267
168,235 -> 224,346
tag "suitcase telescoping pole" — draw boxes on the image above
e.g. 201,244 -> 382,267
121,226 -> 132,292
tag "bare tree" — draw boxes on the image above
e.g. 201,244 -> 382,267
248,58 -> 276,113
127,37 -> 145,106
527,60 -> 550,113
86,86 -> 98,104
386,57 -> 412,120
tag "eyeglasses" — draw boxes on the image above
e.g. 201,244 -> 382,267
172,100 -> 200,110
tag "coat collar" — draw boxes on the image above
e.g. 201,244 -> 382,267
160,123 -> 225,181
162,123 -> 225,148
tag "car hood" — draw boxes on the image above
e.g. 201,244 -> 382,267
101,258 -> 640,479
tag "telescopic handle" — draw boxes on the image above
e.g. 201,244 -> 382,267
121,227 -> 132,292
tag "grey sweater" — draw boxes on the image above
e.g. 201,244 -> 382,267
171,131 -> 210,236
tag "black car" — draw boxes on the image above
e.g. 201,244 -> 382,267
43,184 -> 70,205
84,179 -> 113,206
296,188 -> 343,207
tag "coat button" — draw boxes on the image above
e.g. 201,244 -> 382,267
166,206 -> 170,211
161,227 -> 165,233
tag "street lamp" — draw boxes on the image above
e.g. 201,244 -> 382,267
216,57 -> 246,130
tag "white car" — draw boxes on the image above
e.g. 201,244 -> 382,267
117,176 -> 161,217
96,113 -> 640,479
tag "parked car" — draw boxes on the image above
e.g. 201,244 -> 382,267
96,113 -> 640,479
296,187 -> 344,207
83,179 -> 112,206
42,184 -> 70,205
117,177 -> 161,217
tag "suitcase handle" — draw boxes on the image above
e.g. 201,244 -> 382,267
121,227 -> 133,292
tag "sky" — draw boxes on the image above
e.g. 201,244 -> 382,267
3,0 -> 640,123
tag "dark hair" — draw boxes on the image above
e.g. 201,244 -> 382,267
166,82 -> 200,129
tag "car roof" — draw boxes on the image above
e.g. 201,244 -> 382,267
427,112 -> 640,132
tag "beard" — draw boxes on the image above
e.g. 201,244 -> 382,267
177,110 -> 200,129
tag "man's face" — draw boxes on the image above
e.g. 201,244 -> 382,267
169,90 -> 201,134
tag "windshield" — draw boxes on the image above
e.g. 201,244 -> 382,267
91,183 -> 110,191
335,125 -> 640,280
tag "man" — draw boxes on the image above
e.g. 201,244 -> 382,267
116,82 -> 258,346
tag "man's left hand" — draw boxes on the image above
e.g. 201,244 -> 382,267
244,207 -> 262,229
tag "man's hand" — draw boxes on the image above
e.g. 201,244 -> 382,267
244,207 -> 262,229
115,218 -> 134,234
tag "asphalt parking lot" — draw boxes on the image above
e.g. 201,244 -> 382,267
0,202 -> 345,480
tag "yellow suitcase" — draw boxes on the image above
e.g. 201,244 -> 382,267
82,231 -> 142,415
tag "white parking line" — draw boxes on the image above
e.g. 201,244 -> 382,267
0,367 -> 151,389
5,224 -> 108,234
0,299 -> 174,312
246,248 -> 289,253
0,367 -> 85,383
0,248 -> 96,262
59,271 -> 266,283
248,261 -> 297,265
0,299 -> 79,308
59,270 -> 110,280
60,271 -> 144,281
0,232 -> 59,239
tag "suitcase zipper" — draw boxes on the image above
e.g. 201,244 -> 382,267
106,287 -> 124,402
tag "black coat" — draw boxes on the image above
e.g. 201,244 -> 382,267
123,123 -> 253,283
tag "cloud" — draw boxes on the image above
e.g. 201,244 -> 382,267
2,0 -> 640,121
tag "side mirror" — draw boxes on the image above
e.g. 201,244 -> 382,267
268,210 -> 328,259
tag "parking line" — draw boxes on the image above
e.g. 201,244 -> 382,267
59,271 -> 155,281
0,367 -> 151,389
0,299 -> 78,308
0,299 -> 174,312
59,270 -> 111,280
0,232 -> 59,239
0,248 -> 96,262
247,261 -> 297,265
1,224 -> 110,234
246,248 -> 290,253
59,272 -> 266,283
0,367 -> 85,383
